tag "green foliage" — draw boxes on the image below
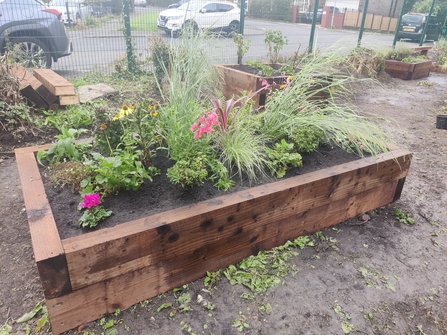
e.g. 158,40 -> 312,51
37,128 -> 91,165
247,60 -> 275,76
78,205 -> 113,228
231,312 -> 250,332
392,208 -> 415,225
233,33 -> 251,64
43,102 -> 99,131
83,148 -> 159,195
289,127 -> 326,153
167,153 -> 209,188
249,0 -> 292,22
206,157 -> 235,191
204,270 -> 222,293
266,139 -> 303,178
260,50 -> 391,157
15,301 -> 49,333
401,55 -> 428,63
154,31 -> 221,162
148,35 -> 172,83
264,29 -> 288,63
0,101 -> 34,130
381,44 -> 415,61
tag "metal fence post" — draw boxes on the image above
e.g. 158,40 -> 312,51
419,0 -> 436,46
357,0 -> 369,47
308,0 -> 319,53
123,0 -> 136,73
239,0 -> 246,35
392,0 -> 407,47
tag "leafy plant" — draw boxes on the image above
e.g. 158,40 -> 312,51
231,312 -> 250,332
233,33 -> 251,64
266,139 -> 303,178
78,193 -> 112,228
392,208 -> 415,225
381,44 -> 415,61
264,29 -> 288,63
148,35 -> 172,83
204,270 -> 222,293
346,47 -> 386,78
246,60 -> 275,76
167,153 -> 209,188
16,301 -> 49,333
83,148 -> 158,195
289,126 -> 326,153
37,128 -> 91,165
401,55 -> 428,63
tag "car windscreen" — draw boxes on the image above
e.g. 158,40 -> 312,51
178,1 -> 205,11
402,15 -> 424,24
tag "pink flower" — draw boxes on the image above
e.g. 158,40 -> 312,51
79,193 -> 101,209
191,111 -> 219,139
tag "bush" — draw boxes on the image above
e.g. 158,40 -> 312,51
249,0 -> 292,22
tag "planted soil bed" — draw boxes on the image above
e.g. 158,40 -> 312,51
42,144 -> 362,240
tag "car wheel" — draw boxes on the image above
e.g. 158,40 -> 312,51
10,37 -> 52,68
227,20 -> 239,36
181,21 -> 198,36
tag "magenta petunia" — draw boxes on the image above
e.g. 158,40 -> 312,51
79,193 -> 101,209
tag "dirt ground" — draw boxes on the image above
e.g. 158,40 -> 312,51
1,72 -> 447,335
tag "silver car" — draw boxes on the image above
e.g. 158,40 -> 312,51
47,0 -> 93,25
0,0 -> 72,68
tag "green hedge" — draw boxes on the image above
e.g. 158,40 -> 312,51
249,0 -> 292,22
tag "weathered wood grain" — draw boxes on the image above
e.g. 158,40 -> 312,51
16,143 -> 412,335
15,149 -> 71,299
33,69 -> 76,96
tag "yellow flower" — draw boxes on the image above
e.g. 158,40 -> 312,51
122,104 -> 129,110
151,111 -> 158,117
112,113 -> 122,121
280,84 -> 287,89
288,76 -> 294,81
130,104 -> 136,109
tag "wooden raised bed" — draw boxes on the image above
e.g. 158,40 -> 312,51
385,59 -> 432,80
216,64 -> 287,107
216,64 -> 331,107
15,144 -> 412,334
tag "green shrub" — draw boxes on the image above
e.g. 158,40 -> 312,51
249,0 -> 292,22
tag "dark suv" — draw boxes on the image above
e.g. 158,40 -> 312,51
397,13 -> 440,42
0,0 -> 72,68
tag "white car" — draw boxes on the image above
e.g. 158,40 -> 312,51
134,0 -> 147,7
47,0 -> 93,25
157,0 -> 240,35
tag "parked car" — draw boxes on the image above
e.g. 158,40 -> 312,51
0,0 -> 72,68
47,0 -> 93,25
303,8 -> 322,23
397,13 -> 440,42
134,0 -> 147,7
168,0 -> 189,9
158,0 -> 240,35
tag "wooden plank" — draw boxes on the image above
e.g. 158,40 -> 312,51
62,149 -> 411,291
9,64 -> 57,106
15,150 -> 71,299
33,68 -> 76,96
49,179 -> 407,335
59,94 -> 80,106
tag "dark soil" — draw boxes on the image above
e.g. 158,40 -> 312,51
43,145 -> 361,240
1,72 -> 447,335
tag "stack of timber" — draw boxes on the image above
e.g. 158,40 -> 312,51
33,69 -> 79,106
9,64 -> 57,108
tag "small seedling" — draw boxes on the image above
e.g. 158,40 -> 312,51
231,312 -> 249,332
392,208 -> 415,225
